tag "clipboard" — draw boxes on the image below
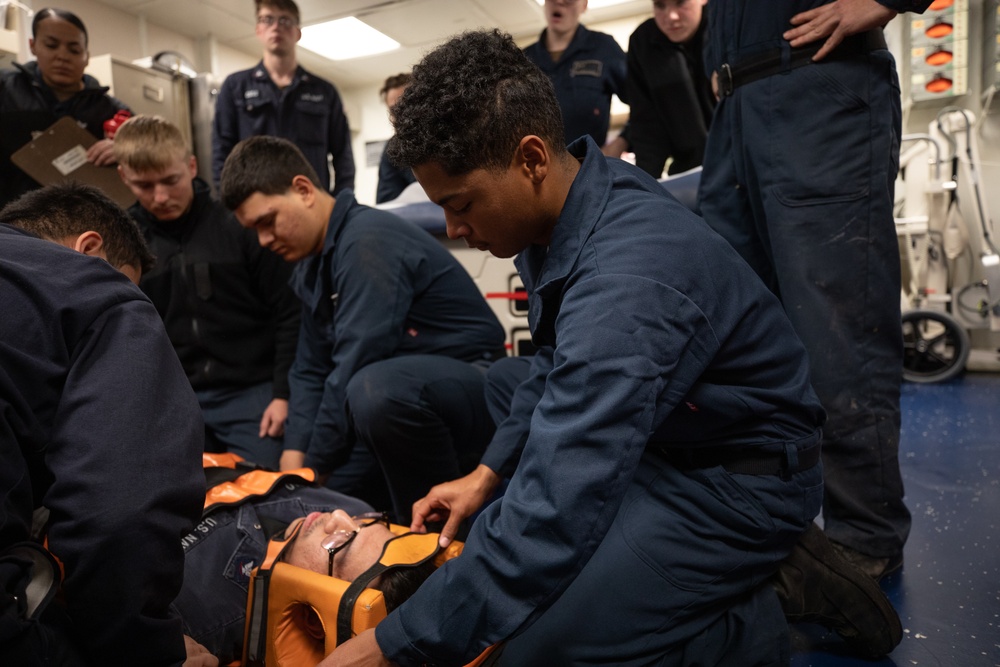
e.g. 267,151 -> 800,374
10,116 -> 137,209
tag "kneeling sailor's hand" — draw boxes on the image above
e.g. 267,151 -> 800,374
319,628 -> 395,667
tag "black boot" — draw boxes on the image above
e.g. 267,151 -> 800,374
773,523 -> 902,659
830,540 -> 904,582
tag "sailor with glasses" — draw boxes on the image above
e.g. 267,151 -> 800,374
257,14 -> 296,29
212,0 -> 355,197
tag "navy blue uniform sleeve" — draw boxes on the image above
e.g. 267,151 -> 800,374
285,304 -> 333,454
212,75 -> 239,187
328,87 -> 356,195
479,349 -> 553,478
45,297 -> 205,666
376,274 -> 721,665
300,234 -> 417,473
244,230 -> 300,399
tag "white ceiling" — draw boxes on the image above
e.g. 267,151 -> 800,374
94,0 -> 652,89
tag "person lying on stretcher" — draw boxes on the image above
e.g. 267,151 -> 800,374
172,464 -> 437,664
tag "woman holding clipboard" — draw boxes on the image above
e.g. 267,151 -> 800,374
0,7 -> 129,208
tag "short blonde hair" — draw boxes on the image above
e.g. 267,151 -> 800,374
113,115 -> 190,172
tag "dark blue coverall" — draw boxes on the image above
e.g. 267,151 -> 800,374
0,225 -> 204,665
524,25 -> 626,146
697,0 -> 931,562
212,62 -> 355,195
285,191 -> 506,521
375,138 -> 826,666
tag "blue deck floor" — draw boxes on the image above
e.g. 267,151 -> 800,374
791,372 -> 1000,667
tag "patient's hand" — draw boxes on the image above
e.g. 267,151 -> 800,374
318,628 -> 395,666
182,635 -> 219,667
410,464 -> 500,548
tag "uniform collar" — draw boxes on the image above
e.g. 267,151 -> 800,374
536,23 -> 592,63
321,189 -> 356,255
515,136 -> 610,296
252,60 -> 310,87
291,189 -> 356,315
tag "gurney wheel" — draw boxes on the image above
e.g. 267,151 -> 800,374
901,310 -> 970,383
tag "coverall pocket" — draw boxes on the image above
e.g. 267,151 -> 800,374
769,61 -> 872,206
239,98 -> 275,136
292,100 -> 328,146
622,463 -> 776,592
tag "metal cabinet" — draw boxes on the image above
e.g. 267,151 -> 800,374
86,54 -> 193,150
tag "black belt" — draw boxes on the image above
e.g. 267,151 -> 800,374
717,28 -> 887,98
657,440 -> 821,477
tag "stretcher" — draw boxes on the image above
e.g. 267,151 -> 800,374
199,455 -> 496,666
241,521 -> 498,667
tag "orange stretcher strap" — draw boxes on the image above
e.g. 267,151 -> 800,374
202,452 -> 316,514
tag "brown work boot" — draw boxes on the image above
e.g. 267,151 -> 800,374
830,541 -> 904,582
773,523 -> 903,659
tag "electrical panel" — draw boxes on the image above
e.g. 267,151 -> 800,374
908,0 -> 969,102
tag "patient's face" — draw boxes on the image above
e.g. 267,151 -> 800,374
284,510 -> 395,581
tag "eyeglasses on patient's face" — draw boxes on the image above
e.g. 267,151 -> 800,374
256,14 -> 298,29
322,511 -> 390,576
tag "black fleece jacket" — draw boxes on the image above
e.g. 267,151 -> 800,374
130,180 -> 300,398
